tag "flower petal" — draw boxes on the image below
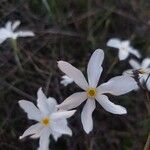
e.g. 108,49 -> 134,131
51,131 -> 62,141
12,20 -> 21,31
129,48 -> 141,58
146,77 -> 150,91
123,69 -> 134,76
87,49 -> 104,87
58,61 -> 88,90
129,59 -> 140,69
5,21 -> 12,31
81,99 -> 95,134
38,127 -> 51,150
51,119 -> 72,136
96,95 -> 127,114
107,38 -> 121,48
46,97 -> 57,113
121,40 -> 130,47
0,28 -> 11,44
19,123 -> 43,139
97,75 -> 137,95
18,100 -> 42,121
142,58 -> 150,69
37,88 -> 50,115
16,31 -> 35,37
51,110 -> 76,120
60,75 -> 74,86
118,49 -> 129,60
57,92 -> 87,110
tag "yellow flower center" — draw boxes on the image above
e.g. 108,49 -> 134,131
138,69 -> 146,74
41,117 -> 50,126
87,88 -> 97,98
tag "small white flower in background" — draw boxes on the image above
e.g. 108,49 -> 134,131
57,49 -> 137,134
61,75 -> 74,86
124,58 -> 150,90
107,38 -> 141,61
0,20 -> 35,44
19,88 -> 76,150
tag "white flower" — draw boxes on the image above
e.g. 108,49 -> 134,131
57,49 -> 137,134
19,88 -> 76,150
60,75 -> 74,86
107,38 -> 141,61
0,20 -> 34,44
124,58 -> 150,90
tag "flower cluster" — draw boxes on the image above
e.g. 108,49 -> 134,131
18,48 -> 138,149
0,20 -> 149,150
107,38 -> 150,91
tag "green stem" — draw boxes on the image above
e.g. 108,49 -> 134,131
106,56 -> 118,76
11,39 -> 23,72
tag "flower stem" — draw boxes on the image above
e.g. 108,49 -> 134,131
106,56 -> 118,76
11,39 -> 23,72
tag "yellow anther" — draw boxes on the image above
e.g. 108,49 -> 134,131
87,88 -> 97,98
138,69 -> 146,74
41,117 -> 50,126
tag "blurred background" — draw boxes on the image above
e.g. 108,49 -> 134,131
0,0 -> 150,149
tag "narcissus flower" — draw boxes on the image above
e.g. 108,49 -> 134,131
107,38 -> 141,61
60,75 -> 74,86
19,88 -> 76,150
124,58 -> 150,90
0,20 -> 34,44
57,49 -> 137,133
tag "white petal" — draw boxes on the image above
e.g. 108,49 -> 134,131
58,61 -> 88,90
146,77 -> 150,91
96,95 -> 127,114
118,49 -> 129,60
18,100 -> 42,121
12,20 -> 21,31
46,97 -> 57,113
142,58 -> 150,69
0,28 -> 11,43
38,128 -> 51,150
0,35 -> 8,44
123,69 -> 134,76
57,92 -> 87,110
87,49 -> 104,87
129,59 -> 140,69
97,75 -> 137,96
106,38 -> 121,48
16,31 -> 35,37
51,131 -> 62,141
60,75 -> 74,86
51,120 -> 72,136
129,48 -> 141,58
121,40 -> 130,47
5,21 -> 12,31
81,99 -> 95,134
51,110 -> 76,120
37,88 -> 50,115
19,123 -> 43,139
